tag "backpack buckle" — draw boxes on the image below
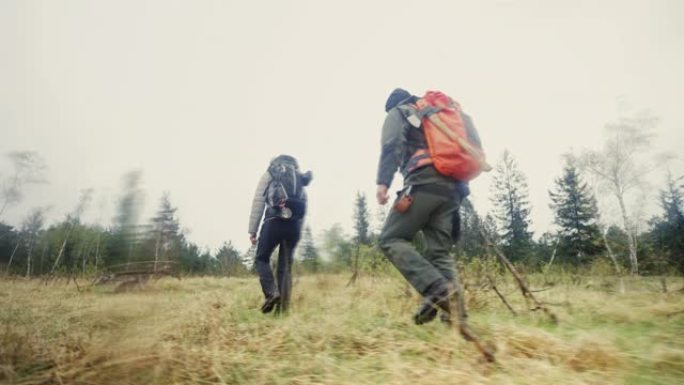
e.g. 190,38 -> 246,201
279,206 -> 293,219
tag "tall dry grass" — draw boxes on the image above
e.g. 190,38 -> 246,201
1,273 -> 683,384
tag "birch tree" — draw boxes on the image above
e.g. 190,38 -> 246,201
580,111 -> 659,275
22,208 -> 46,277
50,189 -> 93,274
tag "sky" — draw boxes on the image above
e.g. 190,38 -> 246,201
1,0 -> 683,254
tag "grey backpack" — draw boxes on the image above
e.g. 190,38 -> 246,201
264,156 -> 307,218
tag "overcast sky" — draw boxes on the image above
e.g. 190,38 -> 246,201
2,0 -> 683,254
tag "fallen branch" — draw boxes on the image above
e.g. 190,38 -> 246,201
479,227 -> 558,324
449,280 -> 496,363
529,287 -> 553,293
542,300 -> 573,308
488,275 -> 517,316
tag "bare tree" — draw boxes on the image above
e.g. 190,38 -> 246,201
6,235 -> 21,274
0,151 -> 47,220
50,189 -> 93,275
22,208 -> 46,277
579,110 -> 659,275
574,152 -> 627,292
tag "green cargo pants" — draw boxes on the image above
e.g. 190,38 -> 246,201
378,183 -> 459,295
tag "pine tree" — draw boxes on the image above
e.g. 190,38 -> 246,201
548,160 -> 603,265
150,192 -> 180,270
0,222 -> 16,267
353,192 -> 371,246
215,241 -> 245,276
455,198 -> 488,259
490,150 -> 534,262
649,173 -> 684,273
300,226 -> 320,272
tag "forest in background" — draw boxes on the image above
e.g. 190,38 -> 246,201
1,110 -> 682,279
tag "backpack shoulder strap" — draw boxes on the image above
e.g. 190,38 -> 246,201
262,172 -> 275,197
398,104 -> 422,128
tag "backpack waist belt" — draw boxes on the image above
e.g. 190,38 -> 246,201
406,148 -> 433,173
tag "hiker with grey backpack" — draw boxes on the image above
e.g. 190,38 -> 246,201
248,155 -> 312,314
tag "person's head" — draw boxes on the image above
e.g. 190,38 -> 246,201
385,88 -> 415,112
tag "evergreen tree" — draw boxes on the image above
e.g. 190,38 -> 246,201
353,192 -> 371,245
178,238 -> 216,274
215,241 -> 246,276
372,205 -> 389,243
300,225 -> 320,272
0,222 -> 16,267
149,192 -> 181,270
321,223 -> 353,268
455,198 -> 488,259
548,160 -> 603,265
490,150 -> 534,262
649,173 -> 684,273
482,213 -> 500,246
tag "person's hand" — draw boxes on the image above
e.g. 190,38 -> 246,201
376,184 -> 390,205
249,233 -> 257,245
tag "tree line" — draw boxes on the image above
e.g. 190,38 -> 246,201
1,109 -> 683,277
322,110 -> 684,276
0,168 -> 250,278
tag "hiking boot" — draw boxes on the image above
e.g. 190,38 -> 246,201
260,293 -> 281,314
414,282 -> 450,325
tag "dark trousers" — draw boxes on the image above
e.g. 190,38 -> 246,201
378,184 -> 460,295
254,217 -> 302,311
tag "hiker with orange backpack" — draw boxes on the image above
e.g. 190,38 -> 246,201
376,88 -> 490,325
248,155 -> 313,314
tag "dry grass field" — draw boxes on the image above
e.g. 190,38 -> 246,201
1,273 -> 683,385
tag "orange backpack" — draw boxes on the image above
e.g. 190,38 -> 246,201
406,91 -> 490,181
